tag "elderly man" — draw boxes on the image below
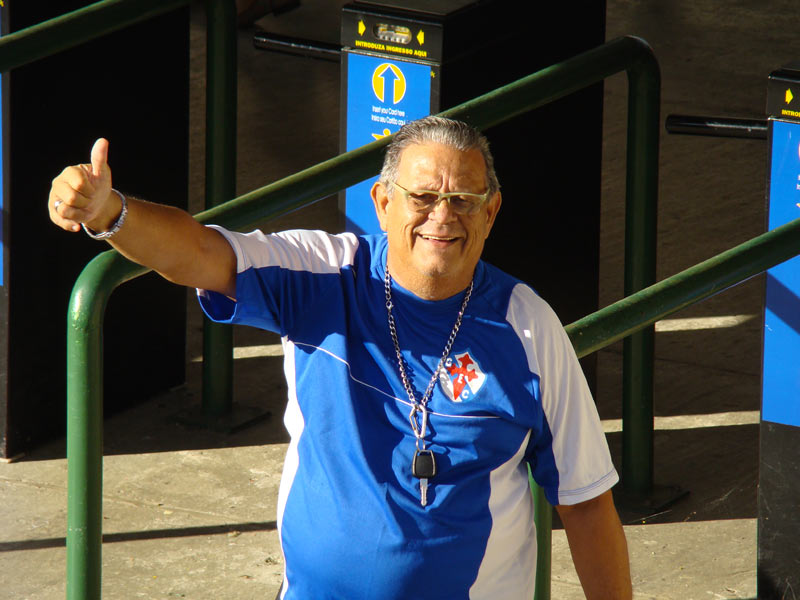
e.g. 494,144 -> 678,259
49,116 -> 631,599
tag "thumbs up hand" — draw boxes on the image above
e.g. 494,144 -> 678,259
49,138 -> 121,234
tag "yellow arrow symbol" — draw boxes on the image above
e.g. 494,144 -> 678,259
786,88 -> 794,104
358,20 -> 366,36
372,63 -> 406,104
417,30 -> 425,45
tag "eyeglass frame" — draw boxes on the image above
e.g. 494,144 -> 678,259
390,181 -> 491,216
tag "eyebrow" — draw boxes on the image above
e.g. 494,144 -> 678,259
405,183 -> 485,193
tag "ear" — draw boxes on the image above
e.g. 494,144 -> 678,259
370,180 -> 390,232
483,191 -> 502,238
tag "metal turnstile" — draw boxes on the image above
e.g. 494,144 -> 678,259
758,62 -> 800,598
340,0 -> 606,386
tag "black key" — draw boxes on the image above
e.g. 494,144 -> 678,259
412,449 -> 437,479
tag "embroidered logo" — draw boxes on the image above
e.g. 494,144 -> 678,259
439,351 -> 486,402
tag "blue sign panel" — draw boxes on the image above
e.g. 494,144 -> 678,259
762,119 -> 800,427
344,52 -> 432,235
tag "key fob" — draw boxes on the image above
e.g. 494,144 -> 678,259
412,449 -> 437,479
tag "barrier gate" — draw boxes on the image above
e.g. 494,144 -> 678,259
758,62 -> 800,598
339,0 -> 606,392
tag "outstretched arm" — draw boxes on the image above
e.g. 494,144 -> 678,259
49,138 -> 236,297
556,490 -> 632,600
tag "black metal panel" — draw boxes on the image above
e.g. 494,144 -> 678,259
758,65 -> 800,598
757,420 -> 800,599
356,0 -> 479,17
0,1 -> 189,457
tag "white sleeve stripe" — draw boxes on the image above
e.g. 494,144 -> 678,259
276,337 -> 302,598
207,226 -> 360,275
469,431 -> 536,599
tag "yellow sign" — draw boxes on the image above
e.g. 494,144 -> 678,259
358,20 -> 366,36
354,39 -> 427,58
787,89 -> 794,104
417,30 -> 425,45
372,63 -> 406,104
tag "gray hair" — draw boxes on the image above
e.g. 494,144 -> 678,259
379,116 -> 500,197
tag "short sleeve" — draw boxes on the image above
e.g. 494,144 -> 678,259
197,226 -> 360,335
506,283 -> 618,505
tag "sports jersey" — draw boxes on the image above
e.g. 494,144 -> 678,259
198,228 -> 618,600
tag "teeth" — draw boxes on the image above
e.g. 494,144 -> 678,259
422,234 -> 454,241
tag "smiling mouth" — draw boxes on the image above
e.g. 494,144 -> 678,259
420,234 -> 458,242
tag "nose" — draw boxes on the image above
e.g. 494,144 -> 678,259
427,196 -> 457,223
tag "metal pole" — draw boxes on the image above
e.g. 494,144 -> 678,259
0,0 -> 189,73
567,216 -> 800,357
622,53 -> 661,496
202,0 -> 237,417
66,292 -> 104,600
665,114 -> 768,140
66,253 -> 148,600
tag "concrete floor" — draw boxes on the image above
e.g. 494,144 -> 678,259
1,0 -> 793,597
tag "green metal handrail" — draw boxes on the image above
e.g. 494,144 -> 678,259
0,0 -> 188,72
567,215 -> 800,355
59,34 -> 661,599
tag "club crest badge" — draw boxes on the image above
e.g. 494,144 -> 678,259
439,351 -> 485,402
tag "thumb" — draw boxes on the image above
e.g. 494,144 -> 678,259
90,137 -> 110,180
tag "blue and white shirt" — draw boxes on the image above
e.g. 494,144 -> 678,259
198,228 -> 618,600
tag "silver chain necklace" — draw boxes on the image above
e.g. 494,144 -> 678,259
384,267 -> 473,506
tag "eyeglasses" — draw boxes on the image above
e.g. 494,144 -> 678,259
391,181 -> 490,216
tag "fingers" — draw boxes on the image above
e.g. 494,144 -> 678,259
49,166 -> 96,232
49,194 -> 82,233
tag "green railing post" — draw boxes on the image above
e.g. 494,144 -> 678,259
202,0 -> 237,417
66,283 -> 104,600
529,470 -> 552,600
66,253 -> 148,600
622,51 -> 661,497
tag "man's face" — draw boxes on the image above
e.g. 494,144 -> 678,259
371,142 -> 501,300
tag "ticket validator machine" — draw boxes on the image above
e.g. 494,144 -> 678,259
339,0 -> 606,385
758,63 -> 800,597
